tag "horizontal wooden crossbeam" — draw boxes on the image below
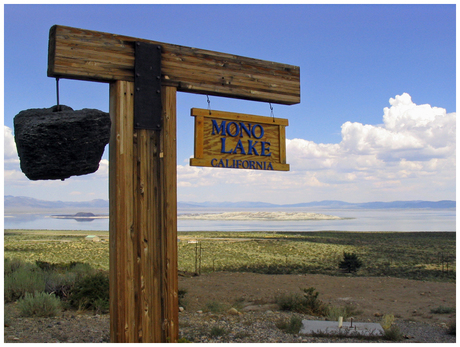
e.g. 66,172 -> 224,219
48,25 -> 300,105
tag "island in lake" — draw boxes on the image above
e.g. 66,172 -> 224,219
178,211 -> 352,221
51,212 -> 109,222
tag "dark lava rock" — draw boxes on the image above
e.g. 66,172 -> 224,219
14,105 -> 111,180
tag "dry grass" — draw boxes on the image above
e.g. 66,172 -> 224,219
4,230 -> 456,282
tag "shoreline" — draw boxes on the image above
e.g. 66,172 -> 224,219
178,211 -> 352,221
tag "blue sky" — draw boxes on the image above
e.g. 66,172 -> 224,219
4,4 -> 456,204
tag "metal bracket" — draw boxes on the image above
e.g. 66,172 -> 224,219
134,42 -> 162,130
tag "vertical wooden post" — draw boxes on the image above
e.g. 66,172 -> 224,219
161,86 -> 179,341
109,81 -> 178,342
109,80 -> 136,342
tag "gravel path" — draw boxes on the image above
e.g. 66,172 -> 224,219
178,310 -> 455,343
4,306 -> 455,343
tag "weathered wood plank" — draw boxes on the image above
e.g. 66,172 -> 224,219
194,115 -> 205,159
109,81 -> 136,343
135,129 -> 158,342
189,158 -> 290,171
162,60 -> 300,89
160,86 -> 178,342
279,125 -> 287,164
48,25 -> 300,105
192,108 -> 289,126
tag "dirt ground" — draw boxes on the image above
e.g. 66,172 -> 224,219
4,272 -> 456,343
179,272 -> 456,325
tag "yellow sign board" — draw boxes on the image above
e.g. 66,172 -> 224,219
190,108 -> 289,171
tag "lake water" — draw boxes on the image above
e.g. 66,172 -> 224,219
4,209 -> 456,232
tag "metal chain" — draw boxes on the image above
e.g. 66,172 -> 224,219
207,95 -> 211,115
56,78 -> 61,111
269,102 -> 275,122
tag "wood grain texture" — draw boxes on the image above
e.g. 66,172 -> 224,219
279,125 -> 287,164
48,25 -> 300,105
134,128 -> 162,342
189,157 -> 289,171
109,82 -> 178,343
109,81 -> 136,343
192,108 -> 289,126
190,108 -> 289,171
160,86 -> 178,342
193,114 -> 205,159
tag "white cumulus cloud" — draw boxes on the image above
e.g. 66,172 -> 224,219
4,126 -> 20,165
3,125 -> 110,200
4,93 -> 455,204
178,93 -> 455,203
282,93 -> 455,201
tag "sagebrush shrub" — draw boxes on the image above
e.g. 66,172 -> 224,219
383,325 -> 403,341
44,271 -> 77,300
275,292 -> 305,312
204,300 -> 227,313
4,264 -> 45,302
69,271 -> 109,312
4,258 -> 27,276
276,287 -> 328,315
70,262 -> 94,278
430,306 -> 456,314
36,260 -> 94,277
18,291 -> 61,317
209,326 -> 228,337
276,315 -> 303,334
302,287 -> 328,315
35,260 -> 58,271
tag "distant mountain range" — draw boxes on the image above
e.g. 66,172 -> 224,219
4,195 -> 455,212
5,195 -> 109,210
178,200 -> 456,209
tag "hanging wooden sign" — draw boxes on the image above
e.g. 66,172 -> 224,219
190,108 -> 289,171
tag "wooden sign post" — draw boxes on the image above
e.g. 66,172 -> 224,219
47,25 -> 300,343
